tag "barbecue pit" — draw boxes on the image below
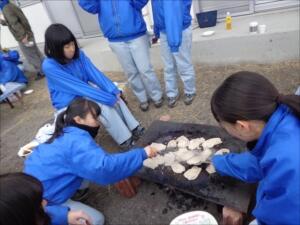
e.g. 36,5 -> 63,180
134,121 -> 255,213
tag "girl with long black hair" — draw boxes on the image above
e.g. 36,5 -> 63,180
211,71 -> 300,225
24,98 -> 156,225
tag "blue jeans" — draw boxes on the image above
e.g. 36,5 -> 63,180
109,34 -> 163,103
160,26 -> 196,98
63,199 -> 104,225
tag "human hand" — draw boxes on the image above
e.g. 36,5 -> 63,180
21,34 -> 28,44
68,210 -> 93,225
144,146 -> 157,158
223,206 -> 243,225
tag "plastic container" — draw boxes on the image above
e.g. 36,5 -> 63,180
170,211 -> 218,225
196,10 -> 217,28
225,12 -> 232,30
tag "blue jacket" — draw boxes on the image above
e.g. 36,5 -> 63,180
212,105 -> 300,225
0,0 -> 9,10
42,50 -> 120,110
151,0 -> 192,52
0,51 -> 27,84
24,126 -> 147,225
78,0 -> 147,42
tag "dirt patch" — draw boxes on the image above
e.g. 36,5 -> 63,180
1,61 -> 299,224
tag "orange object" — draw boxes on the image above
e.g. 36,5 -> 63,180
114,177 -> 141,198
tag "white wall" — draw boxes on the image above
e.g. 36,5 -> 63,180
0,2 -> 51,48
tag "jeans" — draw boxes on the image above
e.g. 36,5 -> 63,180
63,199 -> 104,225
160,26 -> 196,98
109,34 -> 162,103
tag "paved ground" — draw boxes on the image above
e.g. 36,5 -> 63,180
0,61 -> 299,224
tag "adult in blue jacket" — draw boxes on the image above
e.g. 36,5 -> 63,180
0,49 -> 28,85
210,71 -> 300,225
24,98 -> 157,225
78,0 -> 163,111
151,0 -> 196,107
43,24 -> 143,148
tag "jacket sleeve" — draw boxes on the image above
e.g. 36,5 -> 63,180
163,0 -> 184,52
45,205 -> 69,225
78,0 -> 100,14
42,60 -> 117,106
80,52 -> 120,95
3,5 -> 27,41
70,136 -> 147,185
252,146 -> 300,224
212,152 -> 263,183
131,0 -> 149,10
0,61 -> 17,84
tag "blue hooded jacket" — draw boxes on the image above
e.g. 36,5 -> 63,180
0,51 -> 28,84
0,0 -> 9,10
78,0 -> 148,42
42,50 -> 120,110
151,0 -> 192,52
212,105 -> 300,225
24,126 -> 147,225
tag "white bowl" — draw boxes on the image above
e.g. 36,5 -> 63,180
170,211 -> 218,225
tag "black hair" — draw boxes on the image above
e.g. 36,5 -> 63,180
0,173 -> 51,225
44,23 -> 79,65
211,71 -> 300,123
46,98 -> 101,143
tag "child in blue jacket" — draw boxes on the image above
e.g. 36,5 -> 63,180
78,0 -> 163,111
0,49 -> 28,85
151,0 -> 196,107
43,24 -> 144,148
210,71 -> 300,225
24,98 -> 156,225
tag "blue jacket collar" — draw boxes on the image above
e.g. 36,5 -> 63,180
250,104 -> 290,158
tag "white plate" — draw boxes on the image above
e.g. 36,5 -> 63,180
202,30 -> 215,37
24,89 -> 34,95
170,211 -> 218,225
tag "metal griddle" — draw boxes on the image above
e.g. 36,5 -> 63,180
133,120 -> 256,213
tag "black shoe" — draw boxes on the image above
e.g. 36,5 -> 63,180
153,97 -> 164,108
120,138 -> 135,149
184,93 -> 196,105
139,101 -> 149,111
132,125 -> 145,140
71,188 -> 89,202
167,94 -> 179,108
35,72 -> 45,81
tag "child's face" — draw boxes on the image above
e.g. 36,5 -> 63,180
220,120 -> 265,142
74,111 -> 100,128
63,41 -> 75,60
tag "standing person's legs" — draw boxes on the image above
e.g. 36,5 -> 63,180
173,26 -> 196,104
129,35 -> 163,105
18,39 -> 44,75
97,102 -> 137,145
109,41 -> 148,104
63,199 -> 105,225
160,32 -> 179,107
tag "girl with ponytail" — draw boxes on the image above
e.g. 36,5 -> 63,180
24,98 -> 157,225
210,71 -> 300,225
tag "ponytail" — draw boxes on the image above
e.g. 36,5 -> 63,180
46,111 -> 67,144
211,71 -> 300,123
277,94 -> 300,118
45,98 -> 101,144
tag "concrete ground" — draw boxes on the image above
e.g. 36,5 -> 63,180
0,60 -> 299,224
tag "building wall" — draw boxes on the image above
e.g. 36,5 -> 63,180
1,2 -> 51,48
